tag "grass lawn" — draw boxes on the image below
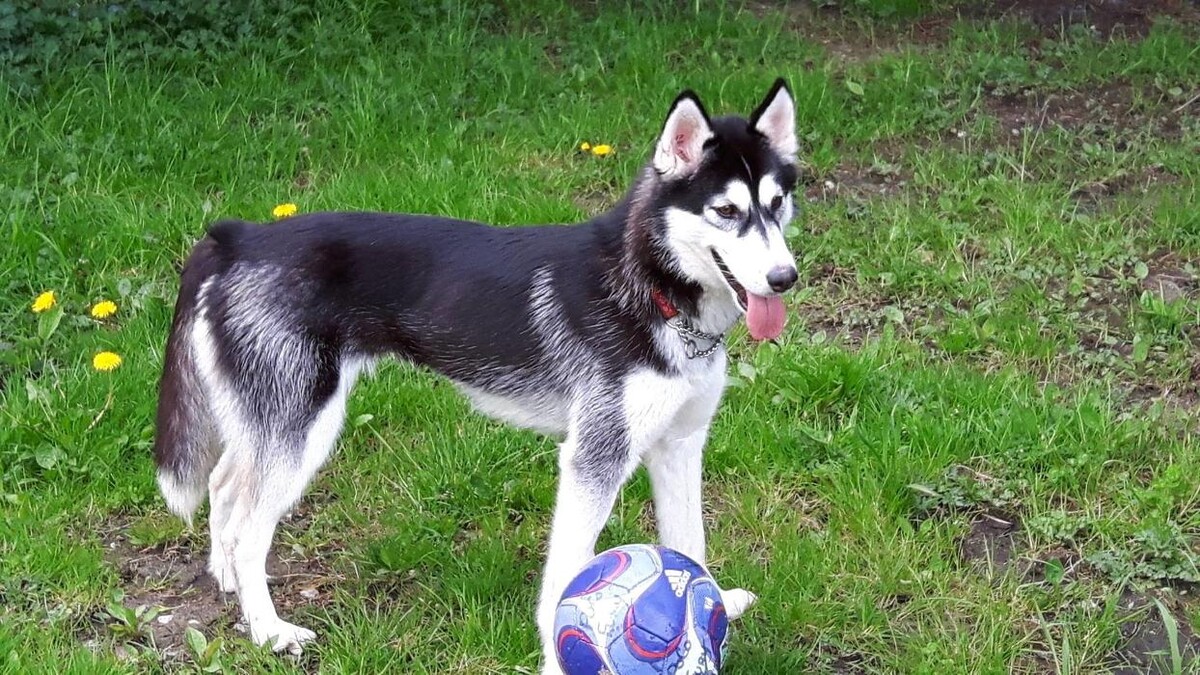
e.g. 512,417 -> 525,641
2,1 -> 1199,672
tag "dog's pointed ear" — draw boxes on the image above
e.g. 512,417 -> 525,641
654,91 -> 714,177
749,78 -> 797,160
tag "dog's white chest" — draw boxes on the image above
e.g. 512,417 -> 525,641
621,356 -> 728,445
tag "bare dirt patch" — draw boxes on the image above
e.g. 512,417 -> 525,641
960,512 -> 1021,572
1056,247 -> 1200,411
793,244 -> 1199,420
760,0 -> 1197,52
572,186 -> 617,217
983,81 -> 1187,149
1071,164 -> 1181,208
969,0 -> 1198,39
1142,248 -> 1200,303
95,511 -> 343,661
1112,590 -> 1200,673
955,511 -> 1087,586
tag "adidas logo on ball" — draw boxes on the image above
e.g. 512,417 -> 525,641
665,569 -> 692,597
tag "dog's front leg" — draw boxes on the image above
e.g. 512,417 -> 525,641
646,427 -> 757,621
536,416 -> 636,675
645,427 -> 708,563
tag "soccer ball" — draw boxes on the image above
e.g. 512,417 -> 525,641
554,544 -> 729,675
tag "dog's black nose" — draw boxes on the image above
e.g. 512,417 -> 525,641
767,266 -> 798,293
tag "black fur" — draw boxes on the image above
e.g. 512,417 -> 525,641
202,205 -> 669,379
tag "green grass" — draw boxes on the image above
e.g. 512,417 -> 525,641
2,1 -> 1199,672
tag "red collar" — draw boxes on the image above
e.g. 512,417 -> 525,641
650,288 -> 679,319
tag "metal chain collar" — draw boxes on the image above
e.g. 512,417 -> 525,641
665,315 -> 724,359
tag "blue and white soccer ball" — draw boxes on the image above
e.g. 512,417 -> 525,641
553,544 -> 729,675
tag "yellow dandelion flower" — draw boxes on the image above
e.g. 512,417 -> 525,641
91,300 -> 118,319
591,144 -> 613,157
93,351 -> 122,372
579,142 -> 591,151
272,203 -> 298,219
32,290 -> 57,313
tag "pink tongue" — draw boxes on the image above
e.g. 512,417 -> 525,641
746,293 -> 787,341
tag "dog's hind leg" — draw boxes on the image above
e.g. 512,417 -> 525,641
217,448 -> 318,653
206,451 -> 241,593
215,360 -> 359,654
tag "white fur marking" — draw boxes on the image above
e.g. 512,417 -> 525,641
758,174 -> 783,208
459,386 -> 569,435
458,267 -> 573,435
228,358 -> 360,653
661,201 -> 796,311
621,365 -> 726,451
721,588 -> 758,620
723,180 -> 751,213
625,365 -> 758,622
646,428 -> 709,563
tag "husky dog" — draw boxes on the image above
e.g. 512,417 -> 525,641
153,79 -> 799,671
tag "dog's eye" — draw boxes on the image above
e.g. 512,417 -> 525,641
770,195 -> 784,211
713,204 -> 740,219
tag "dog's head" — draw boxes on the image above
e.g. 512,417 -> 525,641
648,79 -> 799,341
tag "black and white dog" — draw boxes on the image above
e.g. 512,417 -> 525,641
153,79 -> 799,671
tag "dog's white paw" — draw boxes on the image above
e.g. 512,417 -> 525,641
721,588 -> 757,620
250,619 -> 316,655
540,660 -> 565,675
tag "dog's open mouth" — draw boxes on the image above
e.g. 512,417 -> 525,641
711,250 -> 748,311
711,248 -> 788,341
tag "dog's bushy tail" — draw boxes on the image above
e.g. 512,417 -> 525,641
153,238 -> 222,524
